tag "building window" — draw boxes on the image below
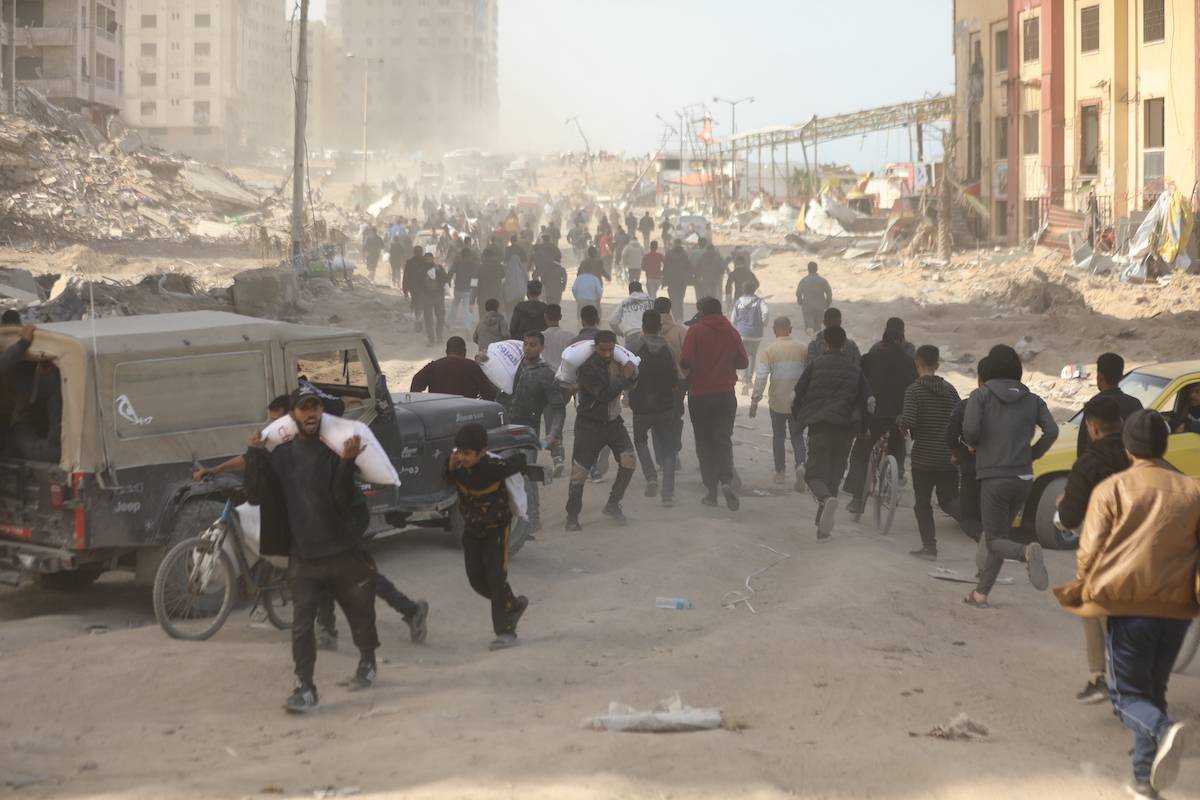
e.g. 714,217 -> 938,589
994,29 -> 1008,72
1024,199 -> 1043,236
1144,97 -> 1165,180
141,14 -> 156,28
1079,104 -> 1100,175
141,42 -> 156,57
1143,0 -> 1165,43
195,42 -> 211,57
141,71 -> 157,87
1022,111 -> 1039,155
141,100 -> 157,117
194,100 -> 211,124
1023,17 -> 1040,62
994,116 -> 1008,158
195,13 -> 211,28
995,200 -> 1008,237
1080,6 -> 1100,52
195,72 -> 211,87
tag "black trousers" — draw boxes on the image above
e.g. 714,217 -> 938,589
567,416 -> 635,516
667,285 -> 688,318
804,425 -> 855,502
769,410 -> 805,473
290,550 -> 380,687
958,467 -> 982,540
317,571 -> 419,635
417,296 -> 445,344
911,468 -> 961,551
633,409 -> 678,499
688,391 -> 737,493
463,526 -> 519,636
845,418 -> 906,501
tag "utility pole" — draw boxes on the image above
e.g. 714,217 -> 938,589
290,0 -> 310,259
8,0 -> 17,113
713,97 -> 753,205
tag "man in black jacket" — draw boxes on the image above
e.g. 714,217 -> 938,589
1077,352 -> 1143,455
244,385 -> 381,713
845,327 -> 916,514
565,331 -> 638,530
1057,394 -> 1132,706
900,345 -> 961,560
946,357 -> 990,542
509,280 -> 548,340
663,240 -> 693,315
629,310 -> 679,507
793,326 -> 873,540
506,331 -> 565,532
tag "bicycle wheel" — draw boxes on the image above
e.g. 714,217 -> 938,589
854,449 -> 881,523
153,534 -> 237,641
873,456 -> 900,535
1174,620 -> 1200,674
262,581 -> 294,631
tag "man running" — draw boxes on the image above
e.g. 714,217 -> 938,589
629,310 -> 680,507
505,331 -> 565,532
751,316 -> 807,490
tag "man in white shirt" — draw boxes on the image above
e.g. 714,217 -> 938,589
609,281 -> 655,343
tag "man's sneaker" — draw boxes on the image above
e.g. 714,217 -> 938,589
909,548 -> 937,562
1075,678 -> 1109,705
509,595 -> 529,631
489,632 -> 520,651
701,492 -> 718,508
316,628 -> 338,652
773,472 -> 786,485
721,483 -> 740,512
553,461 -> 565,479
285,684 -> 319,713
405,599 -> 429,644
817,498 -> 838,538
602,503 -> 629,526
845,498 -> 864,517
1151,721 -> 1190,791
645,480 -> 659,498
589,468 -> 607,484
662,496 -> 676,508
564,516 -> 582,532
346,661 -> 377,692
1127,781 -> 1159,799
1025,542 -> 1049,590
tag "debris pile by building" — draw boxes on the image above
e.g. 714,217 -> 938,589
0,88 -> 265,244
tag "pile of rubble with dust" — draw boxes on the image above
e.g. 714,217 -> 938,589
0,88 -> 263,244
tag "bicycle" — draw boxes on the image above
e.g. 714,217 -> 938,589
851,429 -> 900,536
153,497 -> 293,641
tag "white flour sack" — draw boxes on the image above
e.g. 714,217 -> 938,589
554,340 -> 641,385
482,339 -> 524,394
261,414 -> 401,486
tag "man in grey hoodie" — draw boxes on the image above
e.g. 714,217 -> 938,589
962,344 -> 1059,606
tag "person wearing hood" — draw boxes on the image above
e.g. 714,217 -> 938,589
899,345 -> 961,560
621,236 -> 646,287
474,238 -> 505,314
502,237 -> 528,313
795,262 -> 833,333
1055,395 -> 1132,707
504,331 -> 566,533
610,281 -> 655,343
663,239 -> 694,315
681,297 -> 749,511
962,344 -> 1059,608
629,310 -> 680,507
472,299 -> 507,352
869,317 -> 917,359
845,327 -> 917,513
509,280 -> 548,340
792,325 -> 873,540
447,238 -> 480,331
1054,409 -> 1200,798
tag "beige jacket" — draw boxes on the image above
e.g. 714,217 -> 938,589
659,313 -> 688,378
1054,459 -> 1200,619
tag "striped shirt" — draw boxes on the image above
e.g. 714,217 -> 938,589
753,335 -> 809,414
900,374 -> 962,471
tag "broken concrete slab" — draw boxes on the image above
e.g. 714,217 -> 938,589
181,164 -> 261,213
232,267 -> 300,319
0,268 -> 43,299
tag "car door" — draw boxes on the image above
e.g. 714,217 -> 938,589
1153,374 -> 1200,477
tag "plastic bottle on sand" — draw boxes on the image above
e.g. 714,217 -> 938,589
656,596 -> 693,610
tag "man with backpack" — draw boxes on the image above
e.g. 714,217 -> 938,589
730,280 -> 769,394
629,310 -> 680,507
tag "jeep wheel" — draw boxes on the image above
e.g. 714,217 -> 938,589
36,566 -> 104,592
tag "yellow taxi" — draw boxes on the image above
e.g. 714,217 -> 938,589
1024,360 -> 1200,548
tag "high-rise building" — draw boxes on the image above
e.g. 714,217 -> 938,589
1,0 -> 125,120
121,0 -> 291,161
327,0 -> 499,155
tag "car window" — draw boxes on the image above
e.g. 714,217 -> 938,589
293,344 -> 373,403
1066,371 -> 1170,425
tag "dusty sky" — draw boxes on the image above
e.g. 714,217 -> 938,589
309,0 -> 954,169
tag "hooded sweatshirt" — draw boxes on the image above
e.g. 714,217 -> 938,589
900,374 -> 961,471
629,334 -> 679,415
962,379 -> 1059,480
681,313 -> 749,397
1057,432 -> 1131,531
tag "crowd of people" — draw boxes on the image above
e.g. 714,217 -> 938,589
260,204 -> 1200,798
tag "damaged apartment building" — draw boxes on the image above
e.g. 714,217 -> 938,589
953,0 -> 1200,245
0,0 -> 124,120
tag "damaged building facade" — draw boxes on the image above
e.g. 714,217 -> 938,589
953,0 -> 1200,244
120,0 -> 290,161
1,0 -> 124,120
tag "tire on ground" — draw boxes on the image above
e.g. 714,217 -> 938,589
1032,476 -> 1068,550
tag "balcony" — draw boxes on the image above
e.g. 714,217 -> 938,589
10,25 -> 77,47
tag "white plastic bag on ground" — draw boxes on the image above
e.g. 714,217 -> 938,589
261,414 -> 401,486
481,340 -> 524,394
583,693 -> 723,733
555,340 -> 641,385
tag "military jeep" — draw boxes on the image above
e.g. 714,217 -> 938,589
0,311 -> 538,589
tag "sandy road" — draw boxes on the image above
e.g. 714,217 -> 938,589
1,243 -> 1199,799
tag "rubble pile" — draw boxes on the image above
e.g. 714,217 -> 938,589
0,88 -> 264,244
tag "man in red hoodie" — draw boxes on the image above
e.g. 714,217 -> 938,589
681,296 -> 749,510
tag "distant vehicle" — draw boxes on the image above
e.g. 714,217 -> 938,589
0,312 -> 540,591
670,214 -> 711,244
1023,361 -> 1200,548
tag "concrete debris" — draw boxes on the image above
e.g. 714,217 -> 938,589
232,267 -> 300,318
923,712 -> 989,741
1014,335 -> 1044,361
0,87 -> 264,244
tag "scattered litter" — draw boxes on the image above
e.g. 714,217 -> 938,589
1060,364 -> 1089,381
928,568 -> 1013,585
722,543 -> 792,614
750,489 -> 771,497
312,787 -> 361,799
224,746 -> 239,759
656,596 -> 692,610
583,693 -> 723,733
922,712 -> 989,741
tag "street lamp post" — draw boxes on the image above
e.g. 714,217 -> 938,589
347,53 -> 381,191
713,96 -> 754,203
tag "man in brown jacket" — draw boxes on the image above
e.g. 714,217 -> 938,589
1054,410 -> 1200,798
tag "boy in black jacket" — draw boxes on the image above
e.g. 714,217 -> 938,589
447,423 -> 530,651
629,310 -> 680,506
